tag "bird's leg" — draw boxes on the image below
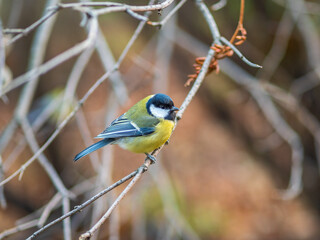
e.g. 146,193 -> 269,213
145,153 -> 157,164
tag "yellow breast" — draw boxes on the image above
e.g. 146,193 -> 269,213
117,119 -> 174,153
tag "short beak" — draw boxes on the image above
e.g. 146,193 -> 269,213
171,106 -> 179,112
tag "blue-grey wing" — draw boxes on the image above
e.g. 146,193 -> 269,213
96,114 -> 154,139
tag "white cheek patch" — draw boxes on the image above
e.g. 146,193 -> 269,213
150,104 -> 169,119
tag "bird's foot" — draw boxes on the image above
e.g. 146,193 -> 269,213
146,153 -> 157,164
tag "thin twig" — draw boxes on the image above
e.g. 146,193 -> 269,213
1,15 -> 98,97
20,118 -> 71,196
62,197 -> 72,240
256,2 -> 295,81
20,118 -> 73,239
79,163 -> 148,239
89,93 -> 118,239
195,0 -> 221,42
15,0 -> 60,120
0,0 -> 151,186
38,193 -> 62,227
6,0 -> 24,29
0,220 -> 39,240
3,28 -> 25,34
0,178 -> 96,239
0,20 -> 5,207
151,160 -> 200,240
173,27 -> 304,199
176,0 -> 220,119
57,0 -> 175,16
26,171 -> 137,239
6,7 -> 59,46
0,155 -> 6,208
1,0 -> 60,209
294,0 -> 320,74
220,58 -> 304,199
126,9 -> 149,21
58,38 -> 95,123
220,36 -> 262,68
38,177 -> 96,227
263,83 -> 320,178
0,120 -> 18,153
94,27 -> 128,105
229,0 -> 245,44
211,0 -> 227,11
291,68 -> 319,96
0,20 -> 5,96
0,17 -> 98,186
75,108 -> 101,172
3,92 -> 61,171
147,0 -> 188,28
153,1 -> 177,92
57,2 -> 122,8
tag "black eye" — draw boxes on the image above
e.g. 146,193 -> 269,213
159,104 -> 165,109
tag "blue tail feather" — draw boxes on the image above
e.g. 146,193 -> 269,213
74,138 -> 114,161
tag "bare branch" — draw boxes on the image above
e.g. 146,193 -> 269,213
257,1 -> 296,82
75,108 -> 101,172
20,118 -> 73,239
0,120 -> 18,154
148,0 -> 188,28
6,0 -> 24,28
172,27 -> 304,199
150,160 -> 201,240
6,7 -> 59,46
211,0 -> 227,11
220,36 -> 262,68
0,20 -> 6,208
229,0 -> 245,44
126,9 -> 149,22
16,0 -> 60,120
153,2 -> 177,92
94,28 -> 128,105
195,0 -> 221,41
177,0 -> 220,118
220,59 -> 304,199
0,155 -> 6,208
26,171 -> 137,239
1,15 -> 98,97
3,28 -> 24,34
0,220 -> 39,240
3,92 -> 61,171
0,20 -> 5,96
58,0 -> 175,16
0,17 -> 99,186
62,197 -> 72,240
79,162 -> 148,239
58,38 -> 95,123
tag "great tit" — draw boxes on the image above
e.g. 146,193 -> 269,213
74,93 -> 179,162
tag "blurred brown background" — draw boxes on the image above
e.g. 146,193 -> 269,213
1,0 -> 320,239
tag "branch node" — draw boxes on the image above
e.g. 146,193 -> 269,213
79,232 -> 91,240
18,168 -> 25,181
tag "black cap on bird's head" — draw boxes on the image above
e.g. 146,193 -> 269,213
147,93 -> 179,121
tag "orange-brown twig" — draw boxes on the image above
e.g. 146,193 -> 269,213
185,0 -> 246,87
229,0 -> 246,45
185,44 -> 233,87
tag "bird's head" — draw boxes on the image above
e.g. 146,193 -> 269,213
147,94 -> 179,121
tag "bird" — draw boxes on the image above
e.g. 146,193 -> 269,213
74,93 -> 179,163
